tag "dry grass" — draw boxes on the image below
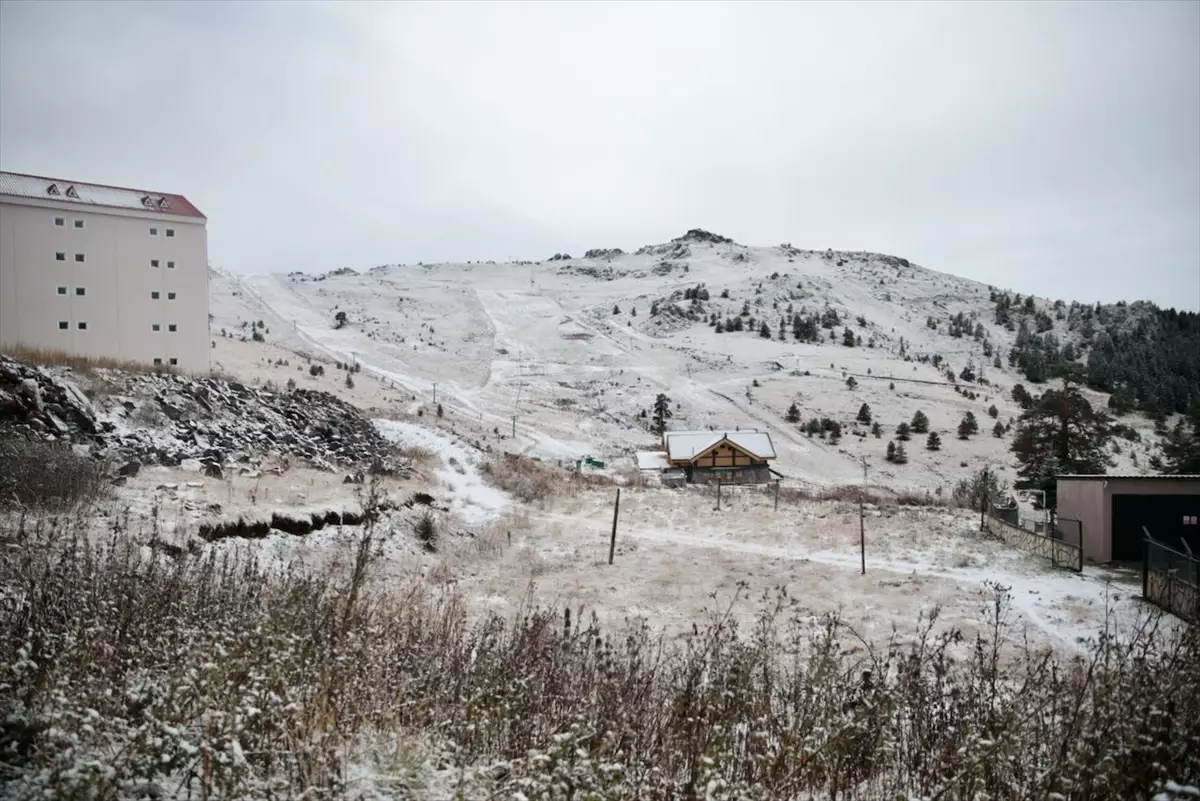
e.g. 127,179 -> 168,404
3,507 -> 1198,800
481,453 -> 614,503
392,442 -> 440,469
2,343 -> 181,376
770,482 -> 967,509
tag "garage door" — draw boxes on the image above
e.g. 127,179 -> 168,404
1111,494 -> 1200,562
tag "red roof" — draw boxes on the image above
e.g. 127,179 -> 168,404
0,170 -> 206,219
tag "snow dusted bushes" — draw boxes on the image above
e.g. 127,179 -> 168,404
3,512 -> 1200,799
0,426 -> 110,511
480,454 -> 612,503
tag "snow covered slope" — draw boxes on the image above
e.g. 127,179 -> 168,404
208,230 -> 1159,493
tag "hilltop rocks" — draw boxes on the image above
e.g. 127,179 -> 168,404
0,355 -> 401,474
675,228 -> 733,245
583,248 -> 624,260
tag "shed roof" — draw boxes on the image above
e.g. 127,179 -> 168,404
635,451 -> 672,470
1057,474 -> 1200,481
0,171 -> 206,219
664,430 -> 776,461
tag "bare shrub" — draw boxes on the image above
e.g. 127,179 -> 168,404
0,428 -> 110,511
2,516 -> 1197,800
481,454 -> 613,503
392,442 -> 439,468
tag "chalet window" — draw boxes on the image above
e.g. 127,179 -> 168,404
56,286 -> 67,295
65,186 -> 79,199
167,292 -> 176,300
73,219 -> 84,229
75,287 -> 85,296
167,261 -> 175,269
58,321 -> 68,330
54,217 -> 65,227
74,253 -> 85,263
46,183 -> 60,196
166,229 -> 175,238
77,321 -> 87,331
169,358 -> 178,366
55,252 -> 66,261
152,324 -> 161,331
151,259 -> 160,268
168,324 -> 177,332
153,358 -> 163,366
151,291 -> 160,299
150,227 -> 158,236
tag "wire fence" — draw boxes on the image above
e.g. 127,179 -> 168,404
1143,535 -> 1199,623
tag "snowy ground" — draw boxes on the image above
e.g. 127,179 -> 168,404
207,235 -> 1163,496
186,234 -> 1177,658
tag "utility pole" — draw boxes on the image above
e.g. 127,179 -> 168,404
511,415 -> 517,438
979,467 -> 989,531
432,382 -> 437,405
860,457 -> 867,575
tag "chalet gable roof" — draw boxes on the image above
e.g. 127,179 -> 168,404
664,430 -> 776,461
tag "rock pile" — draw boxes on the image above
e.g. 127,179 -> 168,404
0,355 -> 402,476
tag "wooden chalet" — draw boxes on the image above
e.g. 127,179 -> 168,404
637,429 -> 777,485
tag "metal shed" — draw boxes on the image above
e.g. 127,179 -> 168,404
1056,475 -> 1200,564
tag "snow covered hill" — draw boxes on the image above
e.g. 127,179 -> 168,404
208,229 -> 1160,494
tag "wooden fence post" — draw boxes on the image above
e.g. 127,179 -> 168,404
608,488 -> 620,565
774,479 -> 780,512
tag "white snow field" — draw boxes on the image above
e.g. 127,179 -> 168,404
187,231 -> 1172,655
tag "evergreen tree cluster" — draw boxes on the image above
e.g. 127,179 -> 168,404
1084,303 -> 1200,417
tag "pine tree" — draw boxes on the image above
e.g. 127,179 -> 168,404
957,411 -> 979,439
993,420 -> 1005,438
785,402 -> 801,423
651,393 -> 672,435
894,441 -> 908,464
1151,413 -> 1200,474
871,421 -> 882,438
613,304 -> 621,315
926,431 -> 941,451
436,402 -> 444,418
842,327 -> 856,346
1011,378 -> 1113,506
886,441 -> 897,462
759,321 -> 771,338
846,376 -> 858,390
856,403 -> 872,424
988,404 -> 999,418
910,410 -> 929,434
896,422 -> 911,441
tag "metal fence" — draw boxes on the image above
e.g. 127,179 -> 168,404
983,504 -> 1083,572
1143,535 -> 1199,623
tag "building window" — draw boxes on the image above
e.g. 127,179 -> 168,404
151,291 -> 160,299
153,358 -> 163,366
166,229 -> 175,238
73,220 -> 84,229
167,292 -> 176,300
75,287 -> 85,296
169,358 -> 178,366
151,259 -> 160,268
57,286 -> 67,295
55,252 -> 66,261
54,217 -> 65,227
167,261 -> 175,269
150,227 -> 158,236
58,321 -> 68,330
77,321 -> 87,331
168,324 -> 177,332
74,253 -> 85,263
152,324 -> 161,332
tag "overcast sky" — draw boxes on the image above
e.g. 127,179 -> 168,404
1,1 -> 1197,309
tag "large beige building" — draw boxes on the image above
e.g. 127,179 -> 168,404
0,171 -> 210,372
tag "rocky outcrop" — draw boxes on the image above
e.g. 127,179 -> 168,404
0,355 -> 402,474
